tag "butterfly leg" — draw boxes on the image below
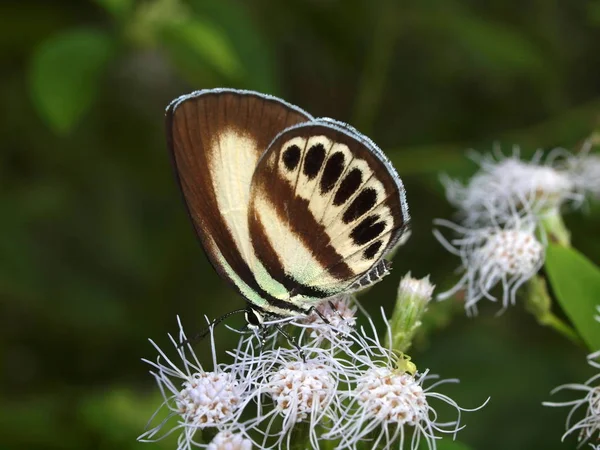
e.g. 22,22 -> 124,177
310,306 -> 331,325
275,323 -> 306,362
328,300 -> 347,323
258,325 -> 269,349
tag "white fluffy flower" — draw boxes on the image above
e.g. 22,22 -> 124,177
442,146 -> 578,225
324,308 -> 486,450
355,367 -> 428,425
267,360 -> 335,421
207,431 -> 253,450
434,212 -> 545,315
562,141 -> 600,200
544,350 -> 600,445
177,371 -> 242,427
334,368 -> 439,450
141,307 -> 486,450
139,318 -> 253,450
234,345 -> 346,450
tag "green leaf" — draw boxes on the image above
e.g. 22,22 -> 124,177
94,0 -> 133,20
160,18 -> 243,83
545,243 -> 600,351
29,29 -> 115,134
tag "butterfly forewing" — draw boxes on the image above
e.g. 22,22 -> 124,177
248,121 -> 409,301
166,90 -> 312,312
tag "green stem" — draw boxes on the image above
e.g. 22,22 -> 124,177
525,275 -> 584,347
289,421 -> 311,450
539,210 -> 571,248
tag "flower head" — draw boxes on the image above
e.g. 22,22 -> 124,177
177,371 -> 243,427
268,359 -> 336,420
442,146 -> 577,225
544,351 -> 600,445
234,345 -> 345,450
562,141 -> 600,200
207,431 -> 253,450
141,307 -> 485,450
434,212 -> 545,315
324,308 -> 487,450
355,367 -> 428,424
398,273 -> 436,302
139,318 -> 252,450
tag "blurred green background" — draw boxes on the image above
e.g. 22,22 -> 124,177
3,0 -> 600,449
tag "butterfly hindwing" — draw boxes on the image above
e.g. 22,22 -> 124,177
248,120 -> 409,303
166,89 -> 313,313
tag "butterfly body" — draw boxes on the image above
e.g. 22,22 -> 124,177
166,89 -> 409,324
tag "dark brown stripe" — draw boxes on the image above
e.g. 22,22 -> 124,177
288,281 -> 330,298
166,90 -> 311,314
248,207 -> 288,287
251,178 -> 355,281
249,209 -> 329,301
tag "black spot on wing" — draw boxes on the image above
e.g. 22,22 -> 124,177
351,214 -> 386,245
283,145 -> 301,171
333,168 -> 362,206
320,152 -> 345,194
342,188 -> 377,223
303,143 -> 326,179
363,240 -> 382,259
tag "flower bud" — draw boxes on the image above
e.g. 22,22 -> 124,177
387,273 -> 435,353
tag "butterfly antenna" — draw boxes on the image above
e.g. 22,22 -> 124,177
178,308 -> 247,348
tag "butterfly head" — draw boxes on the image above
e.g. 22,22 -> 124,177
244,306 -> 265,330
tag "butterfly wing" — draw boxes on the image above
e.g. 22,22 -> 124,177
166,89 -> 313,312
248,119 -> 410,307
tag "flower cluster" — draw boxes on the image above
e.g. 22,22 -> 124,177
139,296 -> 484,450
544,307 -> 600,446
544,349 -> 600,445
435,142 -> 598,313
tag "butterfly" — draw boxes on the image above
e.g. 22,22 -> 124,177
166,88 -> 410,329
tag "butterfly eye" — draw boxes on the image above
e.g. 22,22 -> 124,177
245,308 -> 263,329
